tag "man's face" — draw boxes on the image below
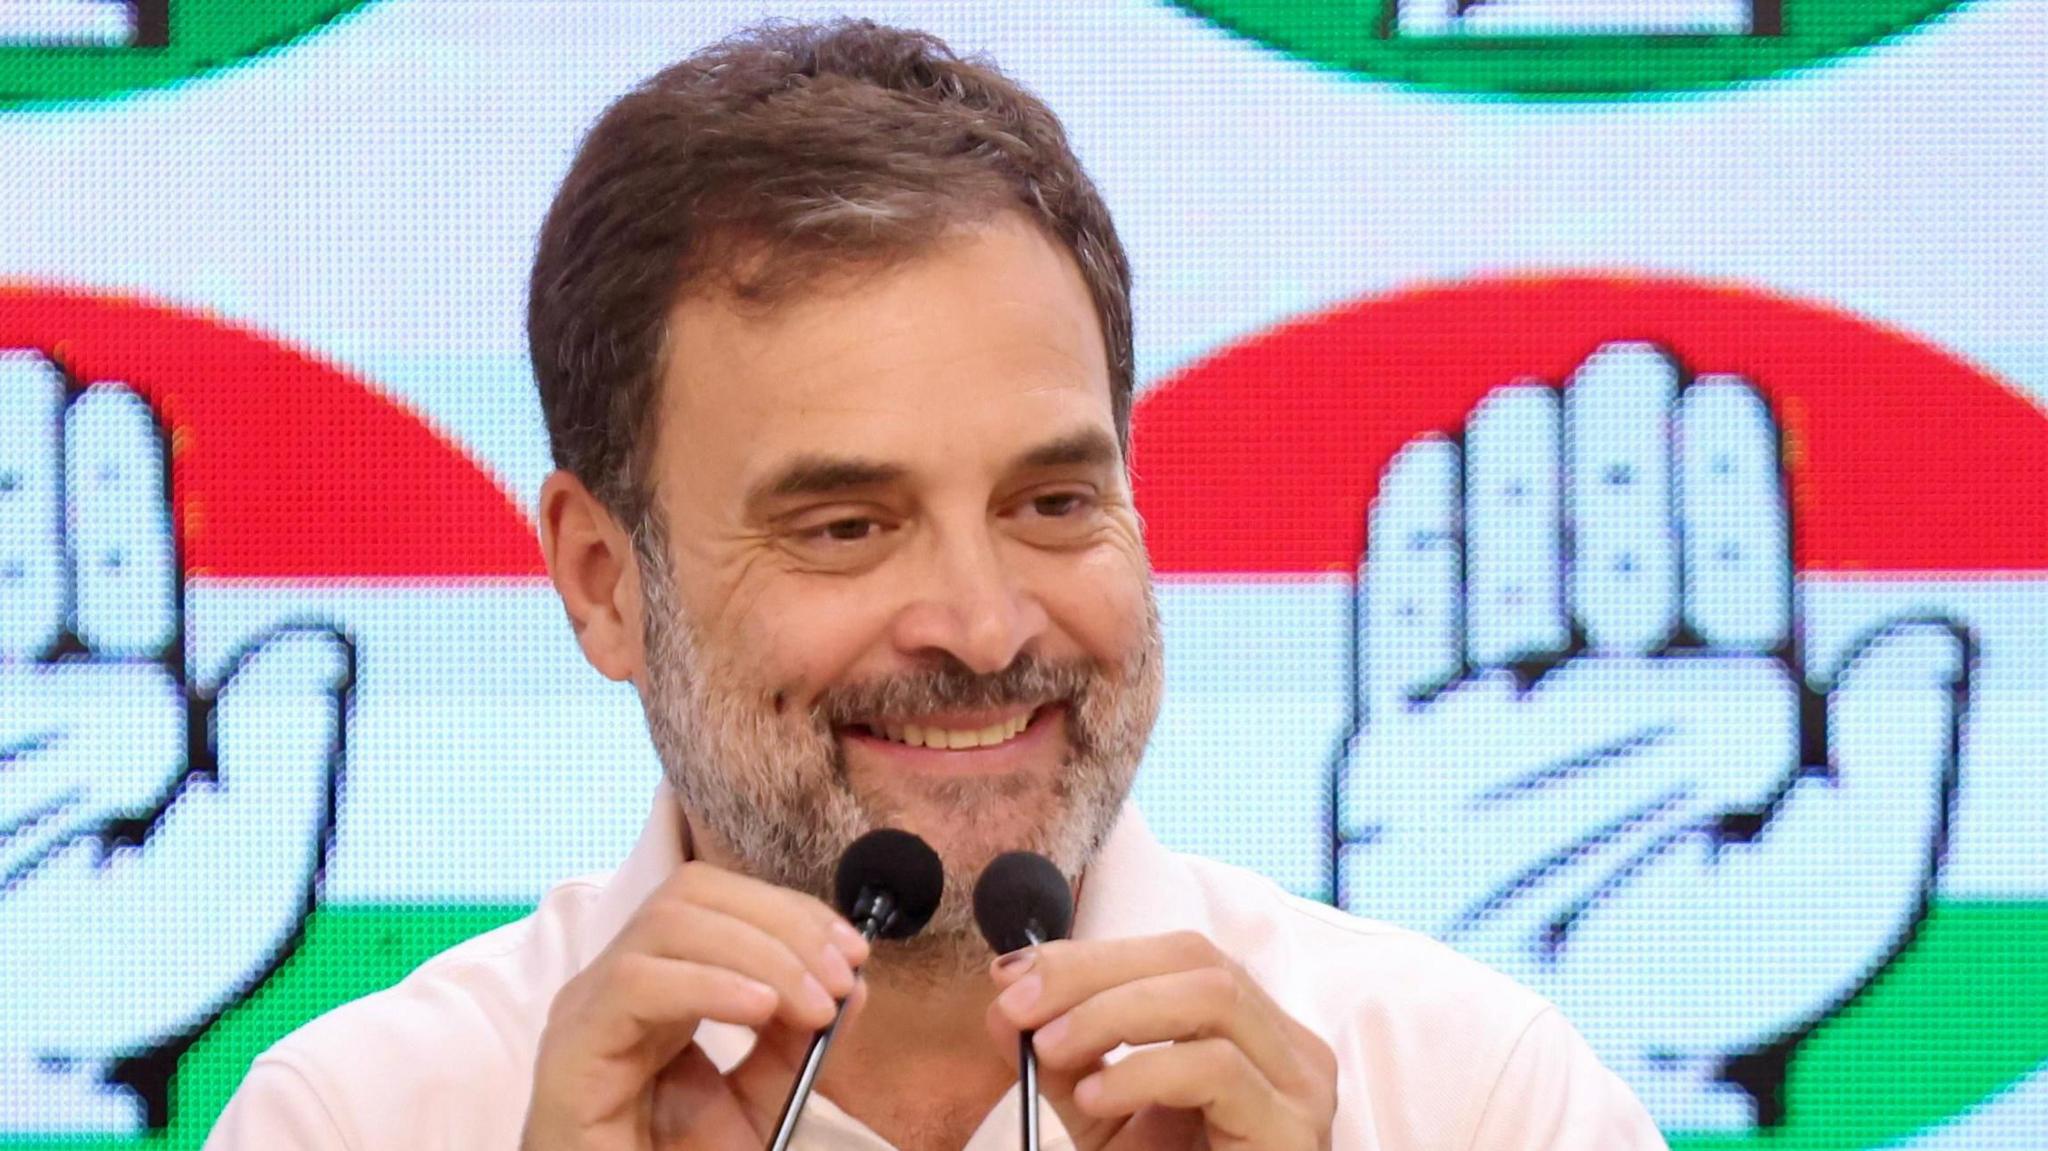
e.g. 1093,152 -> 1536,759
633,214 -> 1163,970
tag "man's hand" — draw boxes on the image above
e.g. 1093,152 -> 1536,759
521,862 -> 871,1150
986,933 -> 1336,1150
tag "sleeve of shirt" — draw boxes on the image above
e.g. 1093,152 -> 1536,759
1465,1008 -> 1669,1151
203,1055 -> 353,1151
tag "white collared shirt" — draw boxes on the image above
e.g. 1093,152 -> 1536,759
207,787 -> 1666,1149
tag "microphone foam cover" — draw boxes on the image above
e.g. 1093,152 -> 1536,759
973,851 -> 1074,956
834,828 -> 944,941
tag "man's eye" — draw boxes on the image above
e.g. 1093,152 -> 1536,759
784,513 -> 895,568
1030,492 -> 1088,517
814,518 -> 876,542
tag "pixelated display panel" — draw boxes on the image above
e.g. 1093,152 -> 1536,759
1,1 -> 2042,1146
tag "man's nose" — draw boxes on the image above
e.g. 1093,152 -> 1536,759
887,526 -> 1049,675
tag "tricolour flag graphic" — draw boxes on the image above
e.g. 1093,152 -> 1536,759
1130,275 -> 2048,1146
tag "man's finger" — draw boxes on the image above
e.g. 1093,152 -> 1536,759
1676,375 -> 1789,652
576,954 -> 782,1056
1029,967 -> 1303,1097
1360,434 -> 1462,722
0,350 -> 66,659
992,934 -> 1314,1096
1069,1038 -> 1300,1146
1464,382 -> 1567,670
612,896 -> 847,1036
624,862 -> 867,1006
984,989 -> 1102,1144
992,934 -> 1225,1030
65,384 -> 175,659
1566,342 -> 1680,654
723,982 -> 868,1138
648,1044 -> 759,1148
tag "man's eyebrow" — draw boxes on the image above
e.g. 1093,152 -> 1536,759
745,429 -> 1121,510
1013,428 -> 1122,472
748,456 -> 908,506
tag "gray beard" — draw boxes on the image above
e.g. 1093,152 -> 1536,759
632,520 -> 1164,985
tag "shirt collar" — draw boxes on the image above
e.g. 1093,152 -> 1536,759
581,780 -> 693,969
1069,799 -> 1211,946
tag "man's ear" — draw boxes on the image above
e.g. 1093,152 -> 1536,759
537,470 -> 643,682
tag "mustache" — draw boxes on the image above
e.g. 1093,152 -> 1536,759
813,652 -> 1100,729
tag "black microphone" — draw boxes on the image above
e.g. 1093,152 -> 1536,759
973,851 -> 1075,1151
767,828 -> 943,1151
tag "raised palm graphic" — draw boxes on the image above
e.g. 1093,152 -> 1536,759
1334,341 -> 1970,1130
0,350 -> 353,1134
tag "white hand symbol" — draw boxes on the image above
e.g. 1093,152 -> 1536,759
0,350 -> 354,1134
1333,342 -> 1970,1131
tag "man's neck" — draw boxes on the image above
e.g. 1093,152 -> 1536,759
817,962 -> 1017,1150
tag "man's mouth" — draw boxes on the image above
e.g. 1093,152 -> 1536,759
847,705 -> 1048,751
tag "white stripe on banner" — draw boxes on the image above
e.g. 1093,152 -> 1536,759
180,576 -> 2048,903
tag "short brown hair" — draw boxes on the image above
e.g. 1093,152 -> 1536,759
527,18 -> 1134,534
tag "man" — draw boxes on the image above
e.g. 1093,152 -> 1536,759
209,18 -> 1665,1150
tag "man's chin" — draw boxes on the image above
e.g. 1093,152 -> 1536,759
853,778 -> 1069,873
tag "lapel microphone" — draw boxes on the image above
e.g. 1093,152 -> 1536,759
767,828 -> 943,1151
973,851 -> 1075,1151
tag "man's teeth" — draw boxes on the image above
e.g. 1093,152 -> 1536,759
867,712 -> 1033,749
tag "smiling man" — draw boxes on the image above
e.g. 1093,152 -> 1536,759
208,18 -> 1663,1151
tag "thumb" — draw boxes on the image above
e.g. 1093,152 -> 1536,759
985,961 -> 1125,1150
725,978 -> 869,1137
648,1044 -> 762,1149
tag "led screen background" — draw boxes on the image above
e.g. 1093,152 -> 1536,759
1,1 -> 2043,1146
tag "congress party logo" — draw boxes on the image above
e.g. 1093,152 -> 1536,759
1131,275 -> 2048,1143
1174,0 -> 1966,97
0,0 -> 370,107
6,278 -> 2044,1146
0,286 -> 535,1136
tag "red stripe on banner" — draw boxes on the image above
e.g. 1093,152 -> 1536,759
0,286 -> 544,578
1132,275 -> 2048,575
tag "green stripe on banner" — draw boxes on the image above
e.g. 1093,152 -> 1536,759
0,903 -> 527,1150
0,0 -> 376,108
1,901 -> 2042,1148
1669,900 -> 2048,1150
1175,0 -> 1969,99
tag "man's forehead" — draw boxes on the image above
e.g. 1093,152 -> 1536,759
666,219 -> 1101,384
652,218 -> 1115,493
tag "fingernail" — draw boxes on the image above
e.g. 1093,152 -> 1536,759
992,948 -> 1036,976
997,973 -> 1041,1017
1074,1073 -> 1103,1109
800,973 -> 834,1017
831,919 -> 870,962
820,943 -> 856,995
